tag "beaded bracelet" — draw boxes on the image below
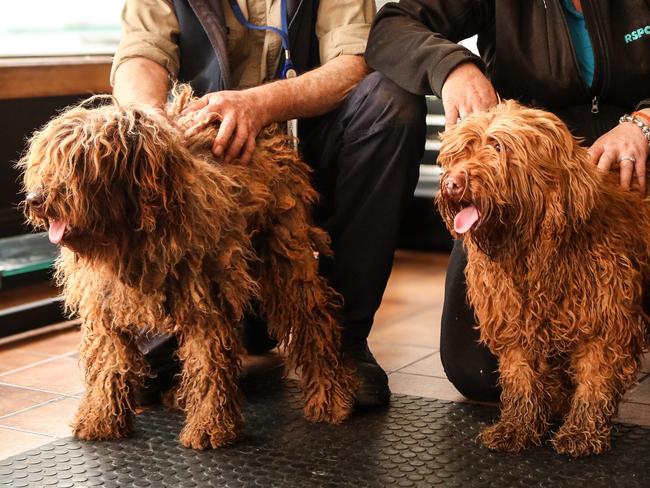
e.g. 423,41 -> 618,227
632,110 -> 650,125
619,113 -> 650,148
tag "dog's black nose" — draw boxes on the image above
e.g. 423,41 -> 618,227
442,172 -> 467,201
25,191 -> 45,208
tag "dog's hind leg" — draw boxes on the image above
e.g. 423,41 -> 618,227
258,224 -> 357,424
479,346 -> 552,453
550,337 -> 639,457
176,314 -> 244,449
73,317 -> 146,441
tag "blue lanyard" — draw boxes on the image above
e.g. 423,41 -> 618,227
228,0 -> 296,79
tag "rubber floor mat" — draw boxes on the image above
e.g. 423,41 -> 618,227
1,372 -> 649,487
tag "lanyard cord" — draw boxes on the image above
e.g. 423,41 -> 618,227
228,0 -> 295,78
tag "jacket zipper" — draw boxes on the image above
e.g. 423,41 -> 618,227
591,96 -> 599,114
582,0 -> 609,115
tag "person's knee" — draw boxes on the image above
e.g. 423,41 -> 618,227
440,347 -> 501,403
350,71 -> 427,134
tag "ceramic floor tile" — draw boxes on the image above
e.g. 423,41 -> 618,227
0,426 -> 53,460
0,348 -> 50,375
369,307 -> 441,349
0,397 -> 80,438
12,326 -> 81,357
367,342 -> 435,373
0,385 -> 59,417
616,401 -> 650,427
388,372 -> 465,402
372,299 -> 430,329
625,375 -> 650,405
0,357 -> 83,395
640,352 -> 650,374
398,351 -> 447,378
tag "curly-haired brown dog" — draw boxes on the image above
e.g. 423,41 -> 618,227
436,100 -> 650,457
19,86 -> 357,449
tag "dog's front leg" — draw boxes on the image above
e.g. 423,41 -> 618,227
551,339 -> 636,456
73,320 -> 145,440
176,317 -> 243,449
479,346 -> 551,453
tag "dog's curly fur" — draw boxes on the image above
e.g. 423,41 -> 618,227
19,85 -> 357,449
436,101 -> 650,457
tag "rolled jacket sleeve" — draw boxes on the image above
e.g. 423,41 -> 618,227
110,0 -> 181,85
316,0 -> 376,64
366,0 -> 491,96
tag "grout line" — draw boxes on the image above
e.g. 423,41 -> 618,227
393,351 -> 440,374
0,351 -> 79,378
0,382 -> 79,399
0,395 -> 69,420
0,424 -> 60,439
0,321 -> 80,348
389,370 -> 449,380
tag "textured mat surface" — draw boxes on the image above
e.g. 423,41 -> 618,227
1,372 -> 649,487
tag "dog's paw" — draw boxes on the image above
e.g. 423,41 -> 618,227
302,384 -> 355,424
179,423 -> 238,450
478,421 -> 540,453
550,426 -> 610,457
72,413 -> 132,441
303,401 -> 353,424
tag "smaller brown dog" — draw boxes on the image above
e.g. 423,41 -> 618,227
437,101 -> 649,457
19,86 -> 357,449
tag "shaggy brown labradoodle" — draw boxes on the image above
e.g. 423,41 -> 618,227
19,86 -> 357,449
436,101 -> 650,457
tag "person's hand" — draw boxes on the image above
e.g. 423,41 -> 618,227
440,62 -> 498,129
182,89 -> 269,164
588,118 -> 650,194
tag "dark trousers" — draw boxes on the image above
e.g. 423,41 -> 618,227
300,72 -> 426,347
440,240 -> 501,402
138,72 -> 426,373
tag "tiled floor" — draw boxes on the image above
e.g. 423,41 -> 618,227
1,250 -> 649,460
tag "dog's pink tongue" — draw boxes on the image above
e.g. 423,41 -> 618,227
454,206 -> 479,234
48,220 -> 66,244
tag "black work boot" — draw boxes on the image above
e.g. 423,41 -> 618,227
133,315 -> 277,407
134,333 -> 180,407
344,340 -> 391,408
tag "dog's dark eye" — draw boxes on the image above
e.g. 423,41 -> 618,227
493,142 -> 501,152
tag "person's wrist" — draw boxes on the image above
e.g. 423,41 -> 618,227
245,86 -> 274,127
632,109 -> 650,126
619,113 -> 650,149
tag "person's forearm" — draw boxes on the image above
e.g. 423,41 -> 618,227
365,0 -> 488,96
246,54 -> 369,125
112,57 -> 170,108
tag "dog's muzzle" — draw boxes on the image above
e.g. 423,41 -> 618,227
441,170 -> 468,202
24,191 -> 46,218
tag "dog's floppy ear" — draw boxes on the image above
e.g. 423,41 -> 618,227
557,142 -> 598,231
540,185 -> 568,247
113,108 -> 191,291
514,105 -> 598,232
121,109 -> 187,234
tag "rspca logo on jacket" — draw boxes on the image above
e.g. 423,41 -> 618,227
625,25 -> 650,43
